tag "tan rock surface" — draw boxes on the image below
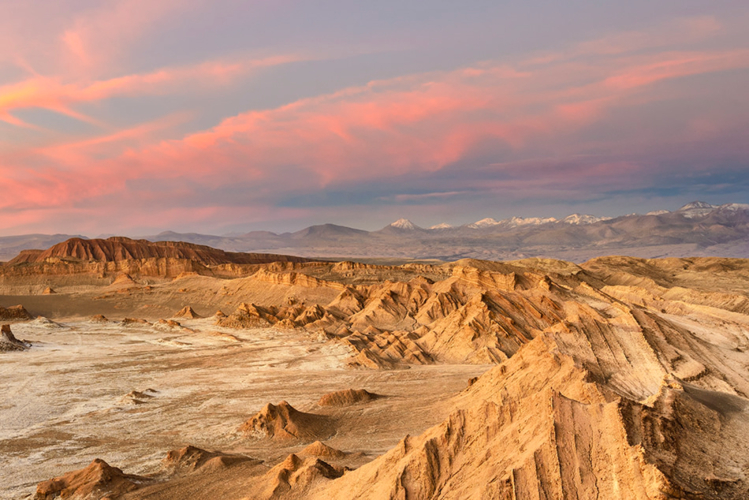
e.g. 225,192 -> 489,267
3,249 -> 749,499
0,304 -> 32,321
238,401 -> 333,442
172,305 -> 202,319
34,459 -> 146,500
0,324 -> 30,351
317,389 -> 383,407
9,236 -> 313,267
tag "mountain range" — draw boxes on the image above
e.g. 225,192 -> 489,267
1,201 -> 747,262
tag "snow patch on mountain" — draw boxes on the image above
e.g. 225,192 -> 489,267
562,214 -> 610,225
467,218 -> 501,229
677,201 -> 717,218
389,218 -> 418,230
507,216 -> 558,227
717,203 -> 749,212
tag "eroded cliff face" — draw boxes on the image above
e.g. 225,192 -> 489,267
22,255 -> 749,499
217,257 -> 749,498
311,334 -> 749,499
1,237 -> 317,286
9,237 -> 313,266
207,257 -> 749,381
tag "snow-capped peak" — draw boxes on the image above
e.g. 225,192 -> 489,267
677,201 -> 718,218
678,201 -> 716,211
389,218 -> 418,230
507,216 -> 558,227
468,216 -> 559,229
562,214 -> 609,225
646,210 -> 670,216
467,218 -> 501,229
430,223 -> 453,230
716,203 -> 749,212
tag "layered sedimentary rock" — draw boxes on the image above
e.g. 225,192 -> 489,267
261,453 -> 345,500
1,237 -> 317,281
26,252 -> 749,499
9,237 -> 312,266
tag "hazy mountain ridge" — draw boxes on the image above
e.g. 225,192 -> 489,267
1,202 -> 747,262
146,201 -> 749,262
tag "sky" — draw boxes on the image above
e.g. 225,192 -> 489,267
1,0 -> 748,235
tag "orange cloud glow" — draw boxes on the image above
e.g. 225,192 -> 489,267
2,10 -> 748,233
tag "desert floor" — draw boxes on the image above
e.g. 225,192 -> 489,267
0,317 -> 487,499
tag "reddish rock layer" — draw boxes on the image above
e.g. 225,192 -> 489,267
9,237 -> 312,266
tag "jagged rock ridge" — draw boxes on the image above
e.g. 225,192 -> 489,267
24,254 -> 749,499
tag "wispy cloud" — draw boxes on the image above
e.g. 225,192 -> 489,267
1,9 -> 748,233
0,54 -> 304,129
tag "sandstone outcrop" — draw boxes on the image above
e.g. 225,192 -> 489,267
311,330 -> 749,499
163,445 -> 258,475
21,249 -> 749,499
299,441 -> 348,460
0,304 -> 32,321
173,306 -> 202,319
34,459 -> 146,499
0,324 -> 29,351
238,401 -> 333,442
9,237 -> 313,266
317,389 -> 383,407
262,453 -> 344,500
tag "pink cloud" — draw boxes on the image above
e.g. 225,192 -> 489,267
526,16 -> 723,65
55,43 -> 746,194
2,14 -> 749,233
9,44 -> 749,210
0,54 -> 303,129
603,50 -> 749,90
57,0 -> 190,75
0,0 -> 188,79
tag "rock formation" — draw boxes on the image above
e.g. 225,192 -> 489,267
310,331 -> 749,499
110,273 -> 137,286
299,441 -> 348,460
238,401 -> 333,442
262,453 -> 344,500
173,306 -> 202,319
154,319 -> 185,331
162,445 -> 258,475
121,317 -> 150,325
0,304 -> 32,321
9,236 -> 313,266
34,459 -> 146,499
0,324 -> 29,351
20,247 -> 749,499
317,389 -> 382,407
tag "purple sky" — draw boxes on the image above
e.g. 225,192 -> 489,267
1,1 -> 748,235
